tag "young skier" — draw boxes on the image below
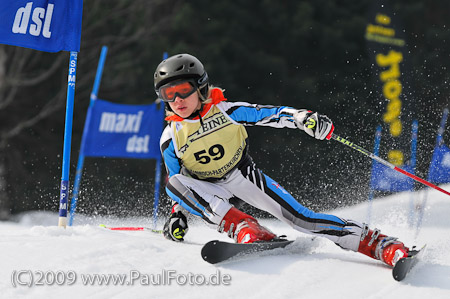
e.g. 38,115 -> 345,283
156,53 -> 409,267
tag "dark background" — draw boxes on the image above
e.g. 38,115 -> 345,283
0,0 -> 448,221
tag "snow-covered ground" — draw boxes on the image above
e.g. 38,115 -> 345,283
1,184 -> 450,299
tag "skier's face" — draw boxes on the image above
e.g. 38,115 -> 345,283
168,91 -> 201,118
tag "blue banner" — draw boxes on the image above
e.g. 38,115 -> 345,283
428,144 -> 450,184
371,162 -> 414,192
0,0 -> 83,52
82,99 -> 165,159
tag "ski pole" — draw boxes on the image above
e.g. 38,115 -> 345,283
330,134 -> 450,197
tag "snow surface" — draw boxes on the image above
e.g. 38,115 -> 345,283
2,184 -> 450,299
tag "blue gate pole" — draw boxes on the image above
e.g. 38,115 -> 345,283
408,120 -> 418,226
68,46 -> 108,226
151,52 -> 169,228
367,125 -> 382,225
58,52 -> 79,228
415,108 -> 449,238
152,156 -> 162,228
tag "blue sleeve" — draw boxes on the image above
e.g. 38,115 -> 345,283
162,140 -> 181,177
218,101 -> 306,129
159,125 -> 181,177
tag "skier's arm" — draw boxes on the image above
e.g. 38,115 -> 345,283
218,101 -> 300,128
160,126 -> 190,241
218,101 -> 334,140
160,125 -> 181,178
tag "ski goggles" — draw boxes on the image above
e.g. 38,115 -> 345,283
158,80 -> 197,103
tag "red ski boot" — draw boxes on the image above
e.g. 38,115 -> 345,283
357,225 -> 409,266
218,207 -> 276,243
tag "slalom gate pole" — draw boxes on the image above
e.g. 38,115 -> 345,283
367,125 -> 382,225
68,46 -> 108,226
58,52 -> 79,228
415,108 -> 449,237
99,224 -> 163,234
408,120 -> 419,226
330,134 -> 450,197
152,156 -> 162,229
151,51 -> 169,229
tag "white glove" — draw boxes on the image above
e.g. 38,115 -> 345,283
294,111 -> 334,140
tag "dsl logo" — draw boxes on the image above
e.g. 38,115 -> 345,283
12,2 -> 54,38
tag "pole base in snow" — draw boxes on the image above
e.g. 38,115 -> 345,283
58,217 -> 67,228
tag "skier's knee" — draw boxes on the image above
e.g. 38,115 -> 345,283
167,174 -> 186,192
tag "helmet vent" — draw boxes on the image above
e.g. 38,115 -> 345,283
175,65 -> 185,72
189,62 -> 195,68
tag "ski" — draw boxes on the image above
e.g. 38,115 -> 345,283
392,245 -> 426,281
201,239 -> 294,264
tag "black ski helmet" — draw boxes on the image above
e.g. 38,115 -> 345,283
154,54 -> 209,101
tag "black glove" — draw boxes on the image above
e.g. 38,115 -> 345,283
163,204 -> 189,242
303,112 -> 334,140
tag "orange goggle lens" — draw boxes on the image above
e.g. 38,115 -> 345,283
159,81 -> 196,102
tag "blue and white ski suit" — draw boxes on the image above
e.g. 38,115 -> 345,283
159,88 -> 362,251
